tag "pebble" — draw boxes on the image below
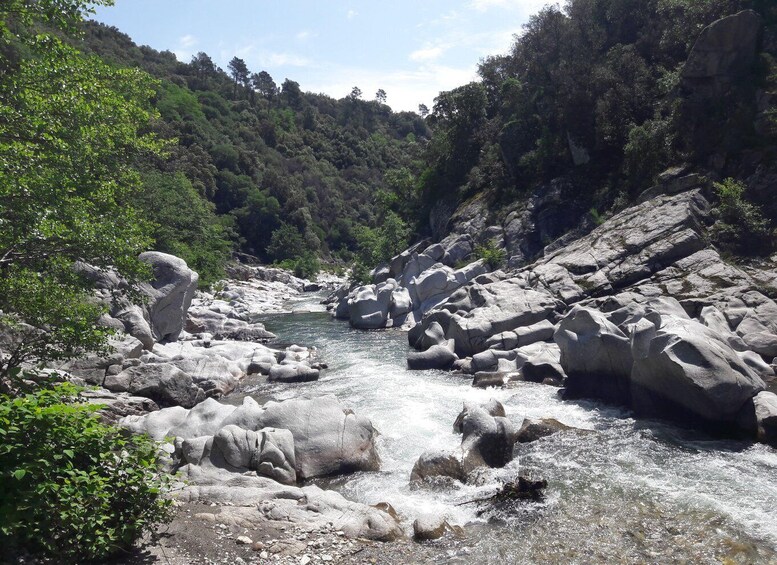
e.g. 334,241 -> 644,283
236,535 -> 252,545
260,551 -> 269,559
300,556 -> 311,565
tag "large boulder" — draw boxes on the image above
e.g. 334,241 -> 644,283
631,317 -> 765,427
348,281 -> 395,329
254,395 -> 380,480
738,392 -> 777,446
139,252 -> 199,343
104,363 -> 205,408
443,280 -> 559,356
458,403 -> 517,472
555,306 -> 634,405
682,10 -> 762,86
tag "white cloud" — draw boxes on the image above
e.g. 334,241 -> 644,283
263,52 -> 311,67
173,34 -> 199,62
469,0 -> 554,15
296,30 -> 316,41
179,34 -> 198,48
409,45 -> 446,62
303,62 -> 479,113
346,10 -> 358,20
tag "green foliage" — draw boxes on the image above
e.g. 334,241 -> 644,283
0,382 -> 173,562
711,178 -> 775,256
292,252 -> 321,279
267,223 -> 307,262
351,211 -> 410,282
133,172 -> 232,285
474,241 -> 507,269
81,22 -> 428,264
589,207 -> 605,226
417,0 -> 771,222
0,1 -> 162,372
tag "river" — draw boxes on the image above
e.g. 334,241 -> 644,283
236,294 -> 777,563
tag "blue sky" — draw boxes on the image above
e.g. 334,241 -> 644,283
92,0 -> 554,112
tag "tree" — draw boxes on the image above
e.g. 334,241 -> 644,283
375,88 -> 387,104
266,223 -> 307,262
281,78 -> 302,109
251,70 -> 277,101
227,56 -> 249,98
0,0 -> 163,375
190,51 -> 216,78
418,103 -> 430,118
349,86 -> 363,100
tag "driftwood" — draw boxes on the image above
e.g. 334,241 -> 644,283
457,476 -> 548,507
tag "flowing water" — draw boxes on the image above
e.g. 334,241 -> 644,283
239,295 -> 777,564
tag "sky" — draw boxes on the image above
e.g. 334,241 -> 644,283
92,0 -> 555,113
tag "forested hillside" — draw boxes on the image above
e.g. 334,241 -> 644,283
418,0 -> 777,258
80,22 -> 429,282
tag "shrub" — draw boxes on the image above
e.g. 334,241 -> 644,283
0,382 -> 173,562
475,241 -> 506,269
292,252 -> 320,280
710,178 -> 775,256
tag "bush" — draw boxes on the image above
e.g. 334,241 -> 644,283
475,241 -> 506,269
0,382 -> 173,562
292,252 -> 320,280
711,178 -> 775,256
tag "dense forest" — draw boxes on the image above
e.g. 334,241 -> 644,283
418,0 -> 777,255
79,22 -> 429,282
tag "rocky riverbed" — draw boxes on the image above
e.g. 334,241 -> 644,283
40,177 -> 777,564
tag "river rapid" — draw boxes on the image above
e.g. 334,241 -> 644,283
233,293 -> 777,564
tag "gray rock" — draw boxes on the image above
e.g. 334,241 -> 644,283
453,399 -> 505,433
104,363 -> 205,408
555,307 -> 634,405
177,469 -> 402,541
442,280 -> 559,356
139,252 -> 199,343
390,286 -> 413,318
255,395 -> 380,480
348,281 -> 395,329
211,425 -> 296,484
410,450 -> 465,483
753,392 -> 777,446
267,363 -> 320,383
169,397 -> 238,439
413,514 -> 454,541
407,343 -> 458,371
472,372 -> 512,389
516,418 -> 575,443
631,317 -> 765,426
459,404 -> 517,472
521,342 -> 565,384
682,10 -> 762,84
115,305 -> 154,350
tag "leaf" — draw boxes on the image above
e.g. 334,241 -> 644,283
13,469 -> 27,480
63,449 -> 75,459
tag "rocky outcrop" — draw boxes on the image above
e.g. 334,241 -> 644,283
401,185 -> 777,443
122,395 -> 380,481
554,294 -> 769,432
682,10 -> 763,91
